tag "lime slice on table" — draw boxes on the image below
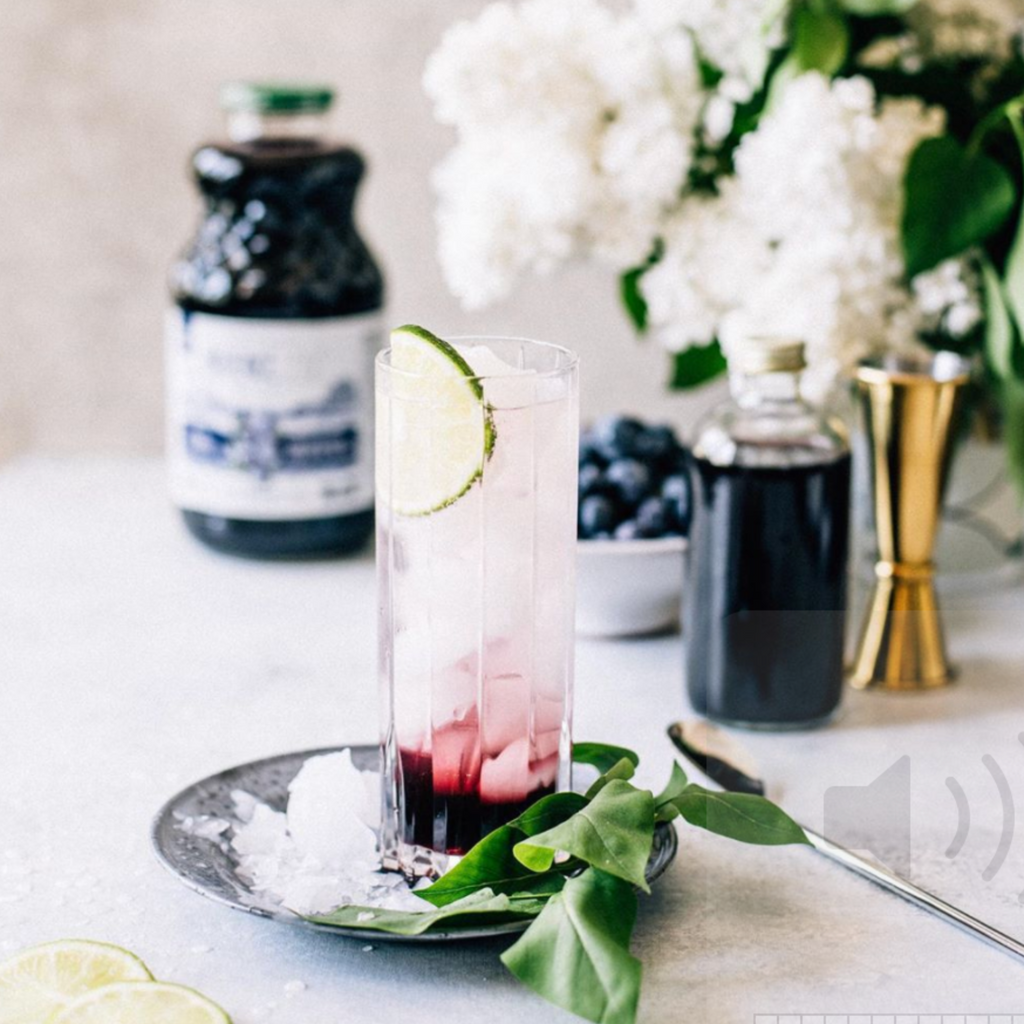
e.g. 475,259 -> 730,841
378,324 -> 495,516
0,940 -> 152,1024
49,981 -> 231,1024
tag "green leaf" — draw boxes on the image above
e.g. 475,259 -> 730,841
982,257 -> 1017,379
791,6 -> 849,75
767,7 -> 849,110
697,56 -> 725,91
1000,109 -> 1024,345
621,268 -> 649,333
306,889 -> 537,936
501,883 -> 568,916
836,0 -> 918,13
1002,378 -> 1024,496
418,827 -> 536,908
573,742 -> 640,774
902,136 -> 1017,277
508,791 -> 591,835
653,762 -> 689,824
585,757 -> 637,800
669,340 -> 728,390
620,240 -> 663,333
502,869 -> 642,1024
671,783 -> 811,846
584,758 -> 636,798
514,780 -> 655,891
423,795 -> 586,909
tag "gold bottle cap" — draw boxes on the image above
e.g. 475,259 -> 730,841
732,337 -> 807,375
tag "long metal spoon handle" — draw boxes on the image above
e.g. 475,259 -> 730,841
804,826 -> 1024,963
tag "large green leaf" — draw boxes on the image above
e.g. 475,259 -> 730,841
306,889 -> 538,936
1000,109 -> 1024,352
514,780 -> 655,891
669,340 -> 728,390
509,791 -> 591,835
501,869 -> 642,1024
791,6 -> 849,74
982,257 -> 1017,379
423,794 -> 587,908
837,0 -> 919,13
417,827 -> 552,908
420,827 -> 520,908
903,135 -> 1017,277
573,742 -> 640,774
1002,378 -> 1024,495
670,783 -> 810,846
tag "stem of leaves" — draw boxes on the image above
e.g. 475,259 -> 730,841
303,747 -> 809,1024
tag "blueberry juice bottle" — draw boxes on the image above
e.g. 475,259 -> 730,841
167,83 -> 383,557
684,339 -> 851,728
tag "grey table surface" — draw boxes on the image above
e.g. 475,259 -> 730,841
3,456 -> 1024,1024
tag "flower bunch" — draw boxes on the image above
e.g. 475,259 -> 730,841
643,74 -> 970,398
425,0 -> 1024,438
424,0 -> 703,309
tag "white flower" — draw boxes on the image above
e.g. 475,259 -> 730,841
643,73 -> 959,399
424,0 -> 702,308
432,131 -> 587,310
906,0 -> 1024,64
425,0 -> 613,134
633,0 -> 785,99
641,185 -> 758,352
912,258 -> 983,339
702,94 -> 737,143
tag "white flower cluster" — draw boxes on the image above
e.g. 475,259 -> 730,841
907,0 -> 1024,64
633,0 -> 784,100
423,0 -> 703,308
642,74 -> 972,399
633,0 -> 787,149
425,0 -> 993,393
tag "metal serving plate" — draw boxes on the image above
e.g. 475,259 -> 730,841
152,745 -> 678,944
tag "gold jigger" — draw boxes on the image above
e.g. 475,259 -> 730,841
850,353 -> 972,691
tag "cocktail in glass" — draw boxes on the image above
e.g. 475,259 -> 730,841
377,330 -> 578,878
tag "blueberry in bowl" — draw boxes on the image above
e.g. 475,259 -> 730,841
576,416 -> 690,637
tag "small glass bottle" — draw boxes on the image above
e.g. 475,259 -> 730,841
167,82 -> 383,557
684,339 -> 851,728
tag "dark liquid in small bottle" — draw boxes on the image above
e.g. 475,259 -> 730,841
399,748 -> 555,856
685,452 -> 851,727
172,137 -> 383,557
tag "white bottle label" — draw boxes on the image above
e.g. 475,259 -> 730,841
166,309 -> 380,520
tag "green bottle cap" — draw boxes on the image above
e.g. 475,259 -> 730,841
220,82 -> 335,114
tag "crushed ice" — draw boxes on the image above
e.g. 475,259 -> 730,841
177,749 -> 430,916
173,813 -> 231,842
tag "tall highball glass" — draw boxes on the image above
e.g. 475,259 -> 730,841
377,336 -> 579,878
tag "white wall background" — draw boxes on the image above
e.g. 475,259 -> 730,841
0,0 -> 720,460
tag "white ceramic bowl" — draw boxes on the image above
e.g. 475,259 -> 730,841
576,536 -> 687,638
